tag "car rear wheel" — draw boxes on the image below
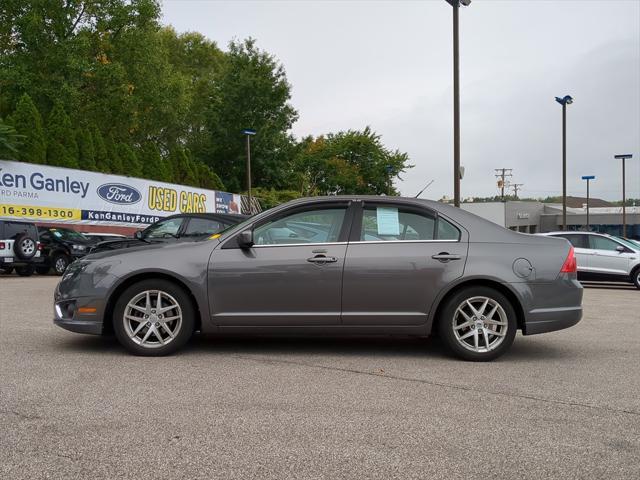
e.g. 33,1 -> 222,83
113,279 -> 195,356
632,267 -> 640,290
52,253 -> 71,275
0,266 -> 13,275
36,266 -> 50,275
438,286 -> 517,361
15,265 -> 35,277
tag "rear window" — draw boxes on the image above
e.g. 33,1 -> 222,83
556,234 -> 588,249
1,221 -> 38,240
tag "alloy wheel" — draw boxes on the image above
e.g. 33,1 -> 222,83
123,290 -> 183,349
452,296 -> 508,353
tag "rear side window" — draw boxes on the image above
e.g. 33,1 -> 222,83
360,207 -> 435,241
2,221 -> 37,239
183,218 -> 226,237
437,217 -> 461,241
557,234 -> 588,249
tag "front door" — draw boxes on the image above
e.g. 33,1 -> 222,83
208,204 -> 351,326
341,202 -> 467,325
588,235 -> 632,276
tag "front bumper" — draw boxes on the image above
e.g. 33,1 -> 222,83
53,292 -> 106,336
54,317 -> 103,335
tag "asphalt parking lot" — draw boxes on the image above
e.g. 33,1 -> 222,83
1,276 -> 639,479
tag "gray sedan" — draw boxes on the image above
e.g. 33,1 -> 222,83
54,196 -> 583,361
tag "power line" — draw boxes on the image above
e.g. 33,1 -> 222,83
494,168 -> 512,201
510,183 -> 524,200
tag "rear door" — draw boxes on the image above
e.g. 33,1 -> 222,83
208,201 -> 353,326
341,202 -> 467,326
555,234 -> 591,272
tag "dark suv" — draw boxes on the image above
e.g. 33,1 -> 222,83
37,227 -> 93,275
0,220 -> 44,276
90,213 -> 248,253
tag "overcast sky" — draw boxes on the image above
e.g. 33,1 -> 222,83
163,0 -> 640,202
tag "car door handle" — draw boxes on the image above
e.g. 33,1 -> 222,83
431,253 -> 462,262
307,255 -> 338,264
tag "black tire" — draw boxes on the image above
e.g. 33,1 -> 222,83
113,279 -> 195,356
36,266 -> 51,275
15,265 -> 35,277
1,266 -> 14,275
632,267 -> 640,290
52,253 -> 71,275
13,234 -> 37,260
438,286 -> 517,362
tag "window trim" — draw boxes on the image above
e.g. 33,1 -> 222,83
350,201 -> 461,244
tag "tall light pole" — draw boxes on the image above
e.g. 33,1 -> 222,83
555,95 -> 573,230
614,154 -> 632,237
445,0 -> 471,207
242,129 -> 256,214
581,175 -> 595,232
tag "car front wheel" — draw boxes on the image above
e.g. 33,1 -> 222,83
52,254 -> 71,275
438,286 -> 517,361
632,267 -> 640,290
113,279 -> 195,356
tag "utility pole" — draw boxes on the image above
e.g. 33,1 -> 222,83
510,183 -> 524,200
494,168 -> 512,201
242,129 -> 257,214
614,154 -> 633,237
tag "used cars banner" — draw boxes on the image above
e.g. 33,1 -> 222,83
0,160 -> 244,227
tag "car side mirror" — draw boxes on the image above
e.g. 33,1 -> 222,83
237,230 -> 254,249
134,231 -> 142,240
616,245 -> 625,253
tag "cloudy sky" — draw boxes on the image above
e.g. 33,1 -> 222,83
163,0 -> 640,202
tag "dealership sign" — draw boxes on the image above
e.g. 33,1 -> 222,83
0,160 -> 243,227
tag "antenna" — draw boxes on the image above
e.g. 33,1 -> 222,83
415,180 -> 435,198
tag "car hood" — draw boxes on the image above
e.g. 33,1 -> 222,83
85,237 -> 220,262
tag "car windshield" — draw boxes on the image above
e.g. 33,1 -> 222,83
50,228 -> 88,241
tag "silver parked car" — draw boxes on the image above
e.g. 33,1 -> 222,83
540,232 -> 640,289
54,196 -> 583,361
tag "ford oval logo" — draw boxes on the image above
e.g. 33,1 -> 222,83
97,183 -> 142,205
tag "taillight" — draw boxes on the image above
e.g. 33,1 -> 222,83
0,242 -> 5,250
560,246 -> 577,273
38,242 -> 43,250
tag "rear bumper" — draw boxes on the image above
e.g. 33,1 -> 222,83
523,305 -> 582,335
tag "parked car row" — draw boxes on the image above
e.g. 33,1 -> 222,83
0,213 -> 247,276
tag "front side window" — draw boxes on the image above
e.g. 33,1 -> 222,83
254,208 -> 347,245
144,218 -> 183,239
183,218 -> 225,237
360,206 -> 436,241
589,235 -> 622,252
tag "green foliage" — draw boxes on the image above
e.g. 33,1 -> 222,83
252,187 -> 302,210
76,127 -> 96,171
201,38 -> 298,192
105,133 -> 123,173
194,162 -> 225,190
117,142 -> 143,177
169,146 -> 197,185
140,143 -> 168,181
295,127 -> 412,196
0,118 -> 23,159
92,126 -> 109,173
46,102 -> 78,168
8,94 -> 45,163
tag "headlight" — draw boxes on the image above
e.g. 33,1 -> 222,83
72,244 -> 86,251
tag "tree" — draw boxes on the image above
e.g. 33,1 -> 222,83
46,102 -> 78,168
252,187 -> 301,209
76,127 -> 96,171
8,94 -> 46,164
105,133 -> 123,174
200,38 -> 298,192
117,142 -> 143,177
0,118 -> 23,159
140,143 -> 168,181
194,162 -> 225,190
169,146 -> 197,186
295,127 -> 412,196
92,126 -> 109,173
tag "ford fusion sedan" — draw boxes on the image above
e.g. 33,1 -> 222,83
54,196 -> 583,361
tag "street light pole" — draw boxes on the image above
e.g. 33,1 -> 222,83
445,0 -> 471,207
614,154 -> 633,237
581,175 -> 595,232
242,129 -> 256,214
555,95 -> 573,230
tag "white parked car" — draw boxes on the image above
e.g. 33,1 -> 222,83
540,232 -> 640,289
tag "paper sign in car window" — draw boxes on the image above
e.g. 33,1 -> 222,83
376,207 -> 400,235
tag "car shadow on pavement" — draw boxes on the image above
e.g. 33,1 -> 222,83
56,331 -> 576,362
